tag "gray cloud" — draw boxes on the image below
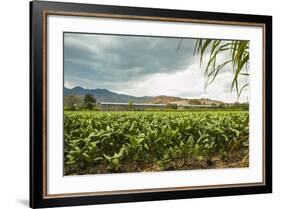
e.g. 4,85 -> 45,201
64,33 -> 194,87
64,33 -> 248,102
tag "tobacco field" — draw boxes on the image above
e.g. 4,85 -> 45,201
64,111 -> 249,175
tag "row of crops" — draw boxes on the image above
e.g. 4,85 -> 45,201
64,111 -> 249,175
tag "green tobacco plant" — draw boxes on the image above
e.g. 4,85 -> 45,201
64,111 -> 249,175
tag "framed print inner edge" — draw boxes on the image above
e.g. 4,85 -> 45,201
41,11 -> 266,199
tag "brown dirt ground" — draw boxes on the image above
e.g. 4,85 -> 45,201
64,148 -> 249,176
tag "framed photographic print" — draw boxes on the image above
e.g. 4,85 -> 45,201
30,0 -> 272,208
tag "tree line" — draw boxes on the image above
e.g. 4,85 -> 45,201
64,94 -> 97,111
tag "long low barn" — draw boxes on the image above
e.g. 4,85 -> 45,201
99,102 -> 216,111
99,102 -> 166,111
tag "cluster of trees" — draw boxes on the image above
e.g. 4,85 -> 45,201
188,99 -> 202,105
166,103 -> 178,109
217,102 -> 249,110
64,94 -> 98,111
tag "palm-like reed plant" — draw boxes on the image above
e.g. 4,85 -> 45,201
193,39 -> 249,100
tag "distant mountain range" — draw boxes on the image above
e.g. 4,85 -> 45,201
64,86 -> 154,103
64,86 -> 228,106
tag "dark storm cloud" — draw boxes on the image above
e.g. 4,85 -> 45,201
63,33 -> 249,102
64,33 -> 196,89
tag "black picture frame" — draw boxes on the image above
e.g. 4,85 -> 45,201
30,1 -> 272,208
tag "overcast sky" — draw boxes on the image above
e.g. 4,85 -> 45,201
64,33 -> 249,103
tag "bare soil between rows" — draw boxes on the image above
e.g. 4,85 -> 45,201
64,148 -> 249,176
